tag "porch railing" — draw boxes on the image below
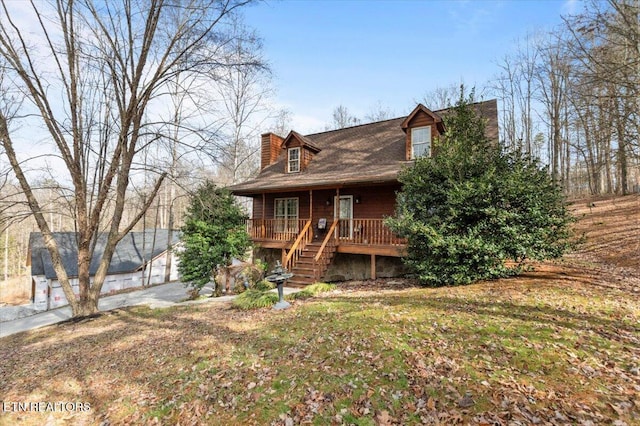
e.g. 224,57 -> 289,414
245,218 -> 405,246
314,220 -> 339,280
283,220 -> 313,272
245,219 -> 308,242
337,219 -> 406,246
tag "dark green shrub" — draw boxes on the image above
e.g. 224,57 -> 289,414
178,181 -> 251,295
387,91 -> 574,286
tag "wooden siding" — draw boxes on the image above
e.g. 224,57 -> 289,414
252,191 -> 312,221
251,185 -> 399,221
260,133 -> 284,170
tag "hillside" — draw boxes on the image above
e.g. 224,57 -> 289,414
0,195 -> 638,425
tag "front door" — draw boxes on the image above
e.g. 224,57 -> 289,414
335,195 -> 353,239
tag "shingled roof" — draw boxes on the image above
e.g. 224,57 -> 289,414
29,230 -> 181,280
228,99 -> 498,196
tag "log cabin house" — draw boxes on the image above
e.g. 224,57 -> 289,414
228,100 -> 498,286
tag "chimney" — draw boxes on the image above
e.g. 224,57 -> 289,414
260,132 -> 285,170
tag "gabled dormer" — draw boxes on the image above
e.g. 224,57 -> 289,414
281,130 -> 321,173
400,104 -> 445,160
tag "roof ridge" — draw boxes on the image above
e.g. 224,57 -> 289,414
302,99 -> 496,137
304,116 -> 404,137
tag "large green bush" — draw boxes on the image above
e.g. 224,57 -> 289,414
178,181 -> 251,293
386,92 -> 574,286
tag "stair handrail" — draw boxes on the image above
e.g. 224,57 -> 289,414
314,220 -> 339,262
284,219 -> 313,270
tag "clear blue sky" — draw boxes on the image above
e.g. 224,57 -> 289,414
243,0 -> 579,133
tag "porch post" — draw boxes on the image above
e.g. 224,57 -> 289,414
335,188 -> 340,236
309,189 -> 313,221
261,193 -> 266,238
371,254 -> 376,280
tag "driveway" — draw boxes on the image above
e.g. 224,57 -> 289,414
0,282 -> 299,338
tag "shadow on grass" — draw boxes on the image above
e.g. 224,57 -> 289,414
1,284 -> 638,424
0,301 -> 317,423
320,289 -> 639,346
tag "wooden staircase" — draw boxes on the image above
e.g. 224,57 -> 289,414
287,241 -> 336,287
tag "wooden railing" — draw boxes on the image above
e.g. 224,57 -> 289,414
245,219 -> 308,242
283,220 -> 313,271
337,219 -> 406,246
245,218 -> 405,247
313,220 -> 339,280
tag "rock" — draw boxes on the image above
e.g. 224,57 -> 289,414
458,391 -> 474,408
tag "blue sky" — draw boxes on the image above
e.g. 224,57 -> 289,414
243,0 -> 579,133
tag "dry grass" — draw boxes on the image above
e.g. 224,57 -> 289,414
570,194 -> 640,269
0,276 -> 30,305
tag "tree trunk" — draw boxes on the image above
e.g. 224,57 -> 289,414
615,114 -> 629,195
164,203 -> 175,283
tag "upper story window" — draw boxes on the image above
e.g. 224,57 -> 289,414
411,126 -> 431,158
288,147 -> 300,173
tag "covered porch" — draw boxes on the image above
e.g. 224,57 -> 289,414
245,217 -> 406,256
246,184 -> 406,251
244,184 -> 406,282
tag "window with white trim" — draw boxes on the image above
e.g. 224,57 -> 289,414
274,198 -> 299,233
288,147 -> 300,173
411,126 -> 431,158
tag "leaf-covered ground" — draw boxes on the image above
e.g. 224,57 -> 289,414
1,195 -> 638,425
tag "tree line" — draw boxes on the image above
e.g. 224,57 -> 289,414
326,1 -> 639,196
493,0 -> 638,195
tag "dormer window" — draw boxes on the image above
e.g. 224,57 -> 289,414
401,105 -> 443,160
288,147 -> 300,173
411,126 -> 431,158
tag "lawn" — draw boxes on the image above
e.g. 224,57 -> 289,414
1,195 -> 639,425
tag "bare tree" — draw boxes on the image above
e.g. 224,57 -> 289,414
563,0 -> 639,194
420,84 -> 461,111
327,105 -> 360,130
214,18 -> 272,185
0,0 -> 257,317
536,31 -> 571,183
492,35 -> 540,155
268,108 -> 292,137
364,101 -> 394,122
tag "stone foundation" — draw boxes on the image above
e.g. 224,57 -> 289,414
252,247 -> 282,271
324,253 -> 408,282
252,247 -> 407,283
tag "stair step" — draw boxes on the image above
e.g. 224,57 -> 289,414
286,281 -> 311,288
296,257 -> 329,264
289,276 -> 315,282
285,240 -> 338,285
293,273 -> 316,279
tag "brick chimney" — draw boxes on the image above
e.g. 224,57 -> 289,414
260,132 -> 285,170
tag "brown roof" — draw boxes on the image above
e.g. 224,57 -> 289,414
229,99 -> 498,196
283,130 -> 322,153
